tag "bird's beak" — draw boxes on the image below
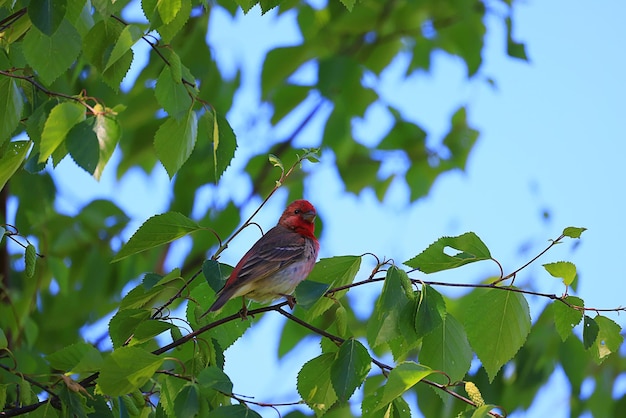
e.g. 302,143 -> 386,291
301,210 -> 316,222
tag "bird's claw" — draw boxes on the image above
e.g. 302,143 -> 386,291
285,295 -> 297,309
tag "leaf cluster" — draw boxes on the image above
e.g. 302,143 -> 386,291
2,1 -> 623,418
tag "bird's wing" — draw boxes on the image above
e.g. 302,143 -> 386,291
223,225 -> 306,289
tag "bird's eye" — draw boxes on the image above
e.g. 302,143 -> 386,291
294,209 -> 301,214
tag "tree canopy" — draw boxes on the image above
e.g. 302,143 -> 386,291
1,0 -> 624,417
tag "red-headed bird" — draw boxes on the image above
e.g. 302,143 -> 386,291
203,200 -> 320,316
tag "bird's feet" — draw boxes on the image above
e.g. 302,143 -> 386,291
237,298 -> 256,320
284,295 -> 297,309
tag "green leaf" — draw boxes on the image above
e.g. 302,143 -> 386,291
108,309 -> 151,348
301,256 -> 361,320
0,141 -> 31,191
367,266 -> 412,349
67,118 -> 99,175
158,0 -> 182,24
583,315 -> 599,350
202,259 -> 234,293
543,261 -> 577,286
83,19 -> 133,90
261,45 -> 313,98
589,315 -> 623,364
28,0 -> 67,35
154,111 -> 198,178
45,342 -> 103,373
105,24 -> 144,72
562,226 -> 587,239
462,288 -> 531,382
209,405 -> 262,418
150,0 -> 192,43
98,347 -> 163,396
174,383 -> 199,418
294,280 -> 331,310
471,405 -> 498,417
39,101 -> 85,163
120,269 -> 183,309
339,0 -> 356,12
58,385 -> 93,418
93,112 -> 121,180
505,16 -> 528,61
0,78 -> 23,144
0,329 -> 7,350
405,232 -> 491,273
23,19 -> 81,85
270,84 -> 311,125
443,107 -> 479,169
414,284 -> 447,338
112,212 -> 202,262
197,366 -> 233,394
552,296 -> 583,341
129,320 -> 174,346
199,109 -> 237,184
420,314 -> 472,383
364,362 -> 433,413
330,339 -> 371,402
155,66 -> 192,117
298,353 -> 338,414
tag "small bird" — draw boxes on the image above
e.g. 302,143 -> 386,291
202,199 -> 320,316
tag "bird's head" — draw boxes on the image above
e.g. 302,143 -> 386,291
279,200 -> 317,232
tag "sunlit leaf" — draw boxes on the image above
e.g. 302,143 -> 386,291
298,353 -> 338,414
421,314 -> 472,384
23,19 -> 81,85
543,261 -> 577,286
93,111 -> 122,180
405,232 -> 491,273
562,226 -> 587,239
112,212 -> 203,262
154,111 -> 198,178
0,78 -> 23,144
45,342 -> 103,374
0,141 -> 31,191
552,296 -> 583,341
366,362 -> 433,412
367,266 -> 412,349
39,101 -> 85,163
199,109 -> 237,184
105,24 -> 144,71
462,288 -> 531,382
330,339 -> 371,402
590,316 -> 623,364
155,66 -> 192,117
300,256 -> 361,320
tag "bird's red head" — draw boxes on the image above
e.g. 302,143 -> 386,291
279,200 -> 317,235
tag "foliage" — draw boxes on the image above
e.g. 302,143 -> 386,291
0,1 -> 624,418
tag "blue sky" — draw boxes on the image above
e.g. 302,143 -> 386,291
45,0 -> 626,416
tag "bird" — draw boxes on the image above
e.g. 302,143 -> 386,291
202,199 -> 320,317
